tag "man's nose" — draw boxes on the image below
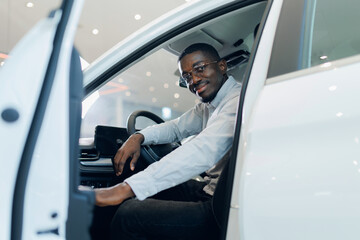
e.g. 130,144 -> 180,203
191,73 -> 202,85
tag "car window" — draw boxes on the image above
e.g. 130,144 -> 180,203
267,0 -> 360,78
303,0 -> 360,68
81,48 -> 197,138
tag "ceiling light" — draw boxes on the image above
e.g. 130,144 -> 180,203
320,55 -> 328,60
125,91 -> 131,96
174,93 -> 180,99
100,82 -> 128,95
146,71 -> 151,77
328,85 -> 337,91
149,86 -> 155,92
92,28 -> 99,35
26,2 -> 34,8
163,83 -> 169,88
0,52 -> 9,59
117,78 -> 124,83
152,98 -> 157,103
134,14 -> 141,20
354,161 -> 358,166
321,62 -> 332,68
0,62 -> 4,66
336,112 -> 343,117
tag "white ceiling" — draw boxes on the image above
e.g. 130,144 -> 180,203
0,0 -> 190,63
0,0 -> 199,122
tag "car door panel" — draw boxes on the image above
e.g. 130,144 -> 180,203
0,11 -> 61,240
21,1 -> 86,237
225,0 -> 282,238
0,0 -> 86,239
229,0 -> 360,238
242,57 -> 360,240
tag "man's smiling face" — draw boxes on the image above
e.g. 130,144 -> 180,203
179,50 -> 227,103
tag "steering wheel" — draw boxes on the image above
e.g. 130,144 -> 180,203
127,110 -> 180,166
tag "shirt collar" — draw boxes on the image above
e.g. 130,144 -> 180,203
206,75 -> 237,109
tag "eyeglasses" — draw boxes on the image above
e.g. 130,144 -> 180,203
179,61 -> 218,88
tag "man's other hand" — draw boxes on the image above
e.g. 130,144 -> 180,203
113,133 -> 144,176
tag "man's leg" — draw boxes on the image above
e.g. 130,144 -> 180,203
151,179 -> 209,202
110,180 -> 219,240
110,198 -> 218,240
90,162 -> 147,240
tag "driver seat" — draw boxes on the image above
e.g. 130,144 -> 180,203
212,151 -> 232,239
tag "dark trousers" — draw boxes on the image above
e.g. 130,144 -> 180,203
90,179 -> 219,240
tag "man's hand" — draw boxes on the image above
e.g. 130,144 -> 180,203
94,182 -> 135,207
113,133 -> 144,176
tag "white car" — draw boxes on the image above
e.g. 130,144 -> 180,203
1,0 -> 360,239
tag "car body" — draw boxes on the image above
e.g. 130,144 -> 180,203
1,0 -> 360,239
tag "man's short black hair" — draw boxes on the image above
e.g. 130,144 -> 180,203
178,43 -> 221,62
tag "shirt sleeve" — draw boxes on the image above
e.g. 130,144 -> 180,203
125,96 -> 239,200
139,103 -> 205,145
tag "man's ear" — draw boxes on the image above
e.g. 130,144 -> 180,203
218,59 -> 227,74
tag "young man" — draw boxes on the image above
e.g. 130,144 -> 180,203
92,43 -> 241,240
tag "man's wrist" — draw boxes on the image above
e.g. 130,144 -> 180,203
119,182 -> 135,199
133,132 -> 144,144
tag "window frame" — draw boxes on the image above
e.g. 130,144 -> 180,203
267,0 -> 306,78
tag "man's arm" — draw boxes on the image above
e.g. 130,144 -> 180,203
138,105 -> 204,145
113,105 -> 204,175
92,104 -> 206,205
126,96 -> 239,200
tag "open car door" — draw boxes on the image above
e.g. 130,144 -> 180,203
0,0 -> 93,239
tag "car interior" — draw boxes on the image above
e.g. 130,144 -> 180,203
4,0 -> 360,239
78,0 -> 267,188
73,0 -> 268,237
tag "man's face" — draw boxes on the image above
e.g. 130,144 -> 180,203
179,51 -> 227,103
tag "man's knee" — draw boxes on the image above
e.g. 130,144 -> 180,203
110,199 -> 143,239
112,199 -> 136,225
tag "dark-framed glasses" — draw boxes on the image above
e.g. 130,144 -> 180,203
179,61 -> 218,88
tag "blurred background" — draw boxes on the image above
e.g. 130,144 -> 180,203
0,0 -> 198,137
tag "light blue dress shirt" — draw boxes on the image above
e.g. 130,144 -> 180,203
125,76 -> 241,200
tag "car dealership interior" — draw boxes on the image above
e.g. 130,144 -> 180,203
1,1 -> 360,240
